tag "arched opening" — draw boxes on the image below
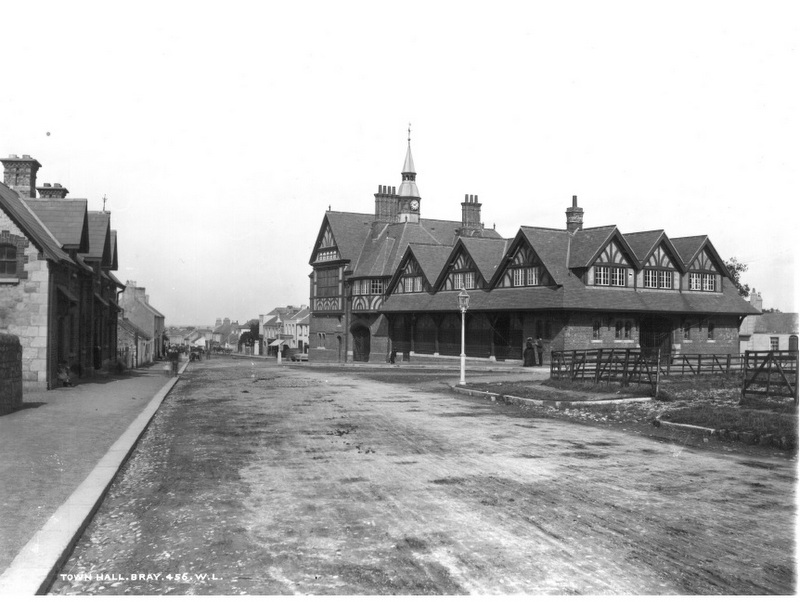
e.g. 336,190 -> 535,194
639,315 -> 673,358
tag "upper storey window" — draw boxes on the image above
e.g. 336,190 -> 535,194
397,258 -> 425,293
316,249 -> 339,262
687,249 -> 720,292
642,245 -> 676,289
591,240 -> 631,287
446,252 -> 480,291
316,268 -> 339,297
402,276 -> 423,293
502,245 -> 548,288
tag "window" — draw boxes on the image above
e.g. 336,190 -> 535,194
595,266 -> 609,286
645,269 -> 673,289
624,321 -> 632,339
644,269 -> 658,288
592,321 -> 601,339
0,244 -> 15,276
513,268 -> 524,287
683,323 -> 691,340
512,267 -> 539,287
370,279 -> 384,295
689,273 -> 702,291
316,268 -> 339,297
610,267 -> 626,287
770,337 -> 779,351
702,274 -> 715,291
526,267 -> 539,286
707,322 -> 715,341
615,321 -> 623,339
595,266 -> 625,287
659,271 -> 672,289
452,273 -> 464,290
464,271 -> 475,289
316,249 -> 339,262
402,276 -> 422,293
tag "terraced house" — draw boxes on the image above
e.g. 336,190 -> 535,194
308,139 -> 760,364
0,154 -> 124,388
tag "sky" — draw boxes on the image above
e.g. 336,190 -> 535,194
2,0 -> 797,324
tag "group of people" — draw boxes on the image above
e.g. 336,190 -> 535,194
523,337 -> 544,367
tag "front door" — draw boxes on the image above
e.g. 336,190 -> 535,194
639,316 -> 672,359
352,325 -> 371,362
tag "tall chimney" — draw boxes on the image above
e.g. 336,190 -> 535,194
749,288 -> 763,311
373,184 -> 398,223
36,182 -> 70,199
461,194 -> 483,230
2,154 -> 42,198
566,194 -> 584,233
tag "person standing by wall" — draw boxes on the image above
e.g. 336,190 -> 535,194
523,338 -> 536,367
535,336 -> 544,366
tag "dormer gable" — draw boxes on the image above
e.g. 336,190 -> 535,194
493,235 -> 554,288
434,241 -> 485,292
582,231 -> 638,288
310,220 -> 341,264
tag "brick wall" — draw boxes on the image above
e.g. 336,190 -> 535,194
0,333 -> 22,413
0,214 -> 50,389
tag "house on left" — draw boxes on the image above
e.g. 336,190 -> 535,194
0,153 -> 158,389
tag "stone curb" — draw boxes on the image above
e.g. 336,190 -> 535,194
0,360 -> 189,596
451,385 -> 651,408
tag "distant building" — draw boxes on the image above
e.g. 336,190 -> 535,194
739,290 -> 798,353
307,136 -> 759,364
118,281 -> 166,364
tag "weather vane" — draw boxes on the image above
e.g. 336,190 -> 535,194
102,195 -> 108,212
408,122 -> 411,143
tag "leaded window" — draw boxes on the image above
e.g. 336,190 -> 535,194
595,266 -> 609,286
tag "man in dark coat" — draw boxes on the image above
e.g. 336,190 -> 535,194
535,337 -> 544,366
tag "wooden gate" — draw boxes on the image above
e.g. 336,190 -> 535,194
742,350 -> 798,403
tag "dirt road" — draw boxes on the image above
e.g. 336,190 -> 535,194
51,359 -> 796,595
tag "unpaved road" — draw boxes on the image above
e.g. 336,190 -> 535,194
51,358 -> 796,595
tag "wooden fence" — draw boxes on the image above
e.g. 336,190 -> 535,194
742,350 -> 798,403
550,348 -> 661,390
663,353 -> 744,376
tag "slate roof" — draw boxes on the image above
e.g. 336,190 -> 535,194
119,317 -> 152,340
0,182 -> 72,264
81,212 -> 111,265
26,199 -> 90,252
623,230 -> 664,262
670,235 -> 707,266
567,226 -> 617,268
753,313 -> 799,334
459,237 -> 510,283
519,227 -> 572,285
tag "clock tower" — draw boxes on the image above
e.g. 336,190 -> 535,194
396,125 -> 421,223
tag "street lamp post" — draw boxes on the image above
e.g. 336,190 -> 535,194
276,317 -> 283,364
458,288 -> 470,386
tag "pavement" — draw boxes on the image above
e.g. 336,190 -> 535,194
0,358 -> 188,596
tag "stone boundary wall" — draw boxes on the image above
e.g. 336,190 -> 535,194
0,333 -> 22,413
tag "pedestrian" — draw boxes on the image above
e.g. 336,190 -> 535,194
523,338 -> 535,367
535,336 -> 544,366
57,363 -> 74,387
168,346 -> 179,376
390,349 -> 397,364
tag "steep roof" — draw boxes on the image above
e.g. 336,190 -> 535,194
670,235 -> 708,266
26,199 -> 90,252
567,226 -> 617,268
81,212 -> 111,265
623,230 -> 664,262
459,237 -> 510,283
519,227 -> 572,285
0,182 -> 72,264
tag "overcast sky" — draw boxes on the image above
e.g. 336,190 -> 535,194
2,1 -> 797,324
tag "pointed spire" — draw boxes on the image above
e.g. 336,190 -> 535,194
402,122 -> 416,175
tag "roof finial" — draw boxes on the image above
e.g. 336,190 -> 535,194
102,195 -> 108,212
408,122 -> 411,143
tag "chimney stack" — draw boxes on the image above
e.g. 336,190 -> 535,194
36,182 -> 70,199
461,194 -> 483,231
2,154 -> 42,198
749,288 -> 763,311
373,184 -> 398,223
566,195 -> 584,233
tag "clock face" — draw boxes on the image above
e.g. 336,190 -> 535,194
410,200 -> 419,210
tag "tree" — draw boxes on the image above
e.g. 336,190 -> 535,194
724,257 -> 750,298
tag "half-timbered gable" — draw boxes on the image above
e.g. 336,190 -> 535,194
575,228 -> 638,288
625,230 -> 684,291
672,236 -> 730,293
496,236 -> 553,288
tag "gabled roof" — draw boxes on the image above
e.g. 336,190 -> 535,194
519,227 -> 572,285
308,211 -> 373,266
386,243 -> 453,293
81,212 -> 112,266
623,229 -> 684,272
110,230 -> 119,270
119,317 -> 152,340
351,218 -> 502,279
459,237 -> 510,283
670,235 -> 731,278
26,199 -> 90,252
0,182 -> 72,264
568,226 -> 638,268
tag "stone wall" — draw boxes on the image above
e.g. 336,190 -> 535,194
0,214 -> 50,389
0,333 -> 22,413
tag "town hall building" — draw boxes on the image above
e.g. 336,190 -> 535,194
307,138 -> 759,364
